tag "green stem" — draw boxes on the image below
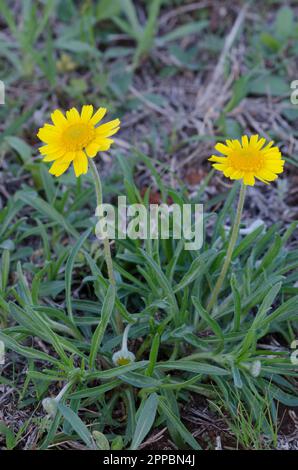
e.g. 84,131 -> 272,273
207,183 -> 246,313
89,158 -> 103,206
89,158 -> 123,333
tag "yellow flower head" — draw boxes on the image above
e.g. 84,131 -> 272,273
209,135 -> 285,186
37,105 -> 120,177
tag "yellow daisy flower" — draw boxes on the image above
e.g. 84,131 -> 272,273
209,135 -> 285,186
37,105 -> 120,177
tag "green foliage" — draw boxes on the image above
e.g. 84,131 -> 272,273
0,152 -> 297,449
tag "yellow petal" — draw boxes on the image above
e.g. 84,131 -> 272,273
225,139 -> 234,148
211,163 -> 227,170
262,141 -> 274,152
257,169 -> 277,181
90,107 -> 107,125
209,155 -> 227,163
37,126 -> 61,143
265,161 -> 284,172
39,144 -> 62,155
263,150 -> 281,159
81,105 -> 94,122
243,173 -> 255,186
256,138 -> 266,150
214,143 -> 232,155
59,151 -> 76,163
96,119 -> 120,136
250,135 -> 259,145
223,167 -> 234,177
242,135 -> 249,148
49,159 -> 71,177
98,126 -> 120,138
230,170 -> 243,179
256,176 -> 269,184
231,140 -> 242,150
42,150 -> 66,162
51,110 -> 67,127
73,151 -> 88,177
85,142 -> 100,158
66,107 -> 80,123
94,138 -> 114,151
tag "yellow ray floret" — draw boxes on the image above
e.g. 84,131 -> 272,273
209,135 -> 285,186
37,105 -> 120,177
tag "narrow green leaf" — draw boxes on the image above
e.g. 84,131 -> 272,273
0,421 -> 16,450
69,380 -> 121,400
146,333 -> 160,376
158,20 -> 208,44
16,190 -> 79,239
130,393 -> 158,450
0,331 -> 61,365
157,360 -> 228,376
65,228 -> 91,322
89,285 -> 116,369
1,249 -> 10,291
57,403 -> 94,448
192,297 -> 224,352
231,274 -> 241,332
158,397 -> 201,449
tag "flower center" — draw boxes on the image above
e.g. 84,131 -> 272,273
116,356 -> 131,366
230,149 -> 264,172
62,123 -> 95,151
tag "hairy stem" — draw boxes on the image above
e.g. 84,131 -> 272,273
89,158 -> 123,333
207,183 -> 246,313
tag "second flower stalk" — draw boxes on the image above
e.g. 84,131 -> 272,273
207,182 -> 246,312
89,157 -> 123,334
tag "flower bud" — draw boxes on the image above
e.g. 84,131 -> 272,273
250,360 -> 261,377
112,349 -> 135,366
112,324 -> 135,366
42,397 -> 57,418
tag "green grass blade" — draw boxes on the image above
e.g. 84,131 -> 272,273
89,284 -> 116,369
130,393 -> 158,450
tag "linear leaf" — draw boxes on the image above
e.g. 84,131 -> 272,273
89,285 -> 116,369
130,393 -> 159,449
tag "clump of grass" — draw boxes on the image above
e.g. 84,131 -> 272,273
210,386 -> 279,450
